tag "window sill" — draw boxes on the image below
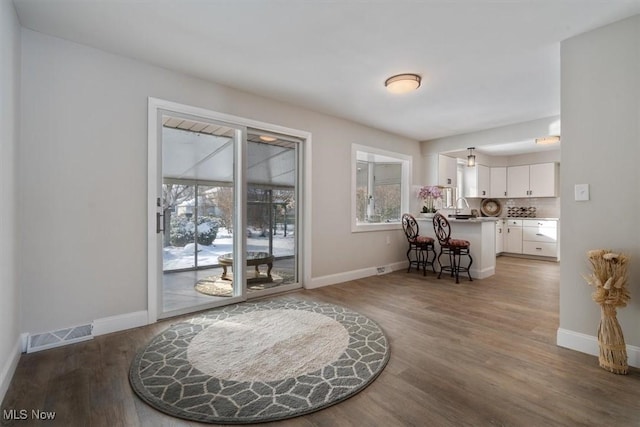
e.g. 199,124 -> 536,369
352,222 -> 402,233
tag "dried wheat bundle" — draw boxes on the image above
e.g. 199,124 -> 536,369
598,305 -> 628,374
584,249 -> 630,374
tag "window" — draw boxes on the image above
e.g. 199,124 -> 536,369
351,144 -> 411,232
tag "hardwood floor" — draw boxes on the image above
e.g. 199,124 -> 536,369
3,257 -> 640,426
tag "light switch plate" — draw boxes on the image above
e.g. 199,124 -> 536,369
575,184 -> 589,201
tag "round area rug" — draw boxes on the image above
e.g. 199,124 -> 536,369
129,298 -> 390,424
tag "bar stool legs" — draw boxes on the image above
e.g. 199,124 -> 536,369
407,243 -> 436,276
437,247 -> 473,283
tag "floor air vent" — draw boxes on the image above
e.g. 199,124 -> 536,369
27,324 -> 93,353
376,266 -> 390,275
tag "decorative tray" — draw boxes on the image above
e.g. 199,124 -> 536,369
480,198 -> 502,217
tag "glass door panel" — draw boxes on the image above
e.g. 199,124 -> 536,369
246,131 -> 299,291
160,114 -> 241,316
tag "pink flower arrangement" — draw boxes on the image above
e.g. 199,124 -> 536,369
417,186 -> 442,213
417,185 -> 442,200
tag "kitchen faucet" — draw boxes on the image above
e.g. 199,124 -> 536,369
453,197 -> 470,214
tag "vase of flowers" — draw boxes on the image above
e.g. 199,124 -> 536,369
417,185 -> 442,217
584,249 -> 630,374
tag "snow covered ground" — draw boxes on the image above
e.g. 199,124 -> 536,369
163,227 -> 295,271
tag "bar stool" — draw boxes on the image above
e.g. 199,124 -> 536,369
401,213 -> 436,276
432,213 -> 473,283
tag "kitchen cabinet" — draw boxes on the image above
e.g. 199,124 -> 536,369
495,219 -> 505,254
522,219 -> 559,259
506,165 -> 530,198
490,167 -> 507,198
529,163 -> 558,197
507,163 -> 558,197
424,154 -> 457,187
464,164 -> 490,197
505,219 -> 523,254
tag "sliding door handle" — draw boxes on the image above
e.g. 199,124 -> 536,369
156,211 -> 165,233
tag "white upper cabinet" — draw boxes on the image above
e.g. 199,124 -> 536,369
464,164 -> 490,197
507,165 -> 530,197
507,163 -> 558,198
529,163 -> 558,197
490,167 -> 507,198
424,154 -> 457,187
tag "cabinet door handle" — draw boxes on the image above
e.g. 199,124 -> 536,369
504,191 -> 507,196
536,247 -> 542,250
536,233 -> 544,236
482,190 -> 486,195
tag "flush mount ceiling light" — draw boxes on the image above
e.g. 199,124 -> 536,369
535,135 -> 561,145
384,74 -> 421,94
259,135 -> 277,142
467,147 -> 476,167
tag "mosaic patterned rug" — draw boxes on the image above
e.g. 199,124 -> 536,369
129,298 -> 390,424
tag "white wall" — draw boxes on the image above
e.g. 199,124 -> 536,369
560,15 -> 640,348
19,29 -> 421,334
0,0 -> 21,403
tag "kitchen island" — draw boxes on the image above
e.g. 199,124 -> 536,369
416,216 -> 497,279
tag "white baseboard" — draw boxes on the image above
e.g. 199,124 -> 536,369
306,259 -> 496,289
92,310 -> 149,336
307,261 -> 407,289
471,266 -> 495,280
557,328 -> 640,368
0,334 -> 24,405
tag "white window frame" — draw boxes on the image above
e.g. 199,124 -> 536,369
351,144 -> 411,233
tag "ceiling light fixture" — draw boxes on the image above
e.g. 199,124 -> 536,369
259,135 -> 277,142
467,147 -> 476,167
535,135 -> 561,145
384,74 -> 421,94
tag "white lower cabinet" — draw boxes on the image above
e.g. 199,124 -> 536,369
500,218 -> 559,260
505,219 -> 523,254
522,219 -> 558,259
495,219 -> 504,254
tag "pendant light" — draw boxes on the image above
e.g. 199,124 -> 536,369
467,147 -> 476,167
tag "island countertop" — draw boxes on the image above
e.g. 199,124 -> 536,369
416,217 -> 496,279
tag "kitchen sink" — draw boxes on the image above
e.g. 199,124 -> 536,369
448,214 -> 476,220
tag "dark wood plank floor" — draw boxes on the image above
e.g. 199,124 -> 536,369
3,257 -> 640,426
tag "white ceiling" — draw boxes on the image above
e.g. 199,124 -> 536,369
13,0 -> 640,142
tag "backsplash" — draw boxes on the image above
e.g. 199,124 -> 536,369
465,197 -> 560,218
504,198 -> 560,218
507,206 -> 537,217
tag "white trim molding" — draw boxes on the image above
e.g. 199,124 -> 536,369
0,334 -> 24,404
307,261 -> 407,289
92,311 -> 149,337
557,328 -> 640,368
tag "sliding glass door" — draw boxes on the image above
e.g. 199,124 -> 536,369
154,109 -> 302,318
